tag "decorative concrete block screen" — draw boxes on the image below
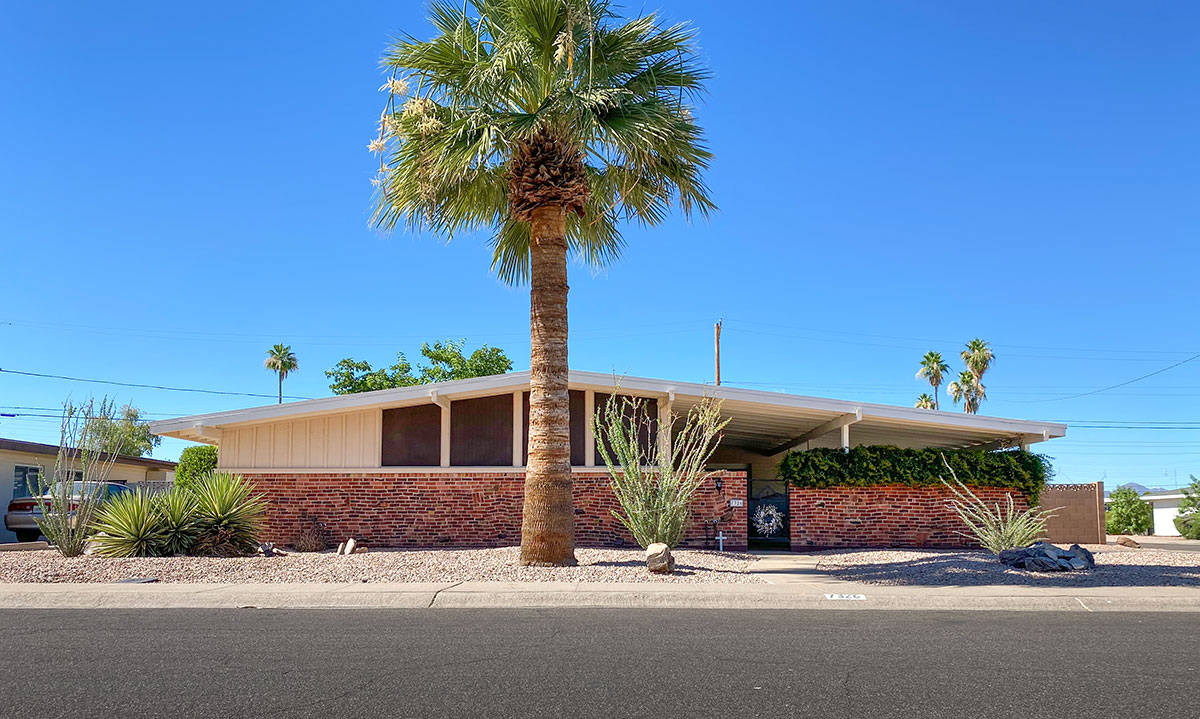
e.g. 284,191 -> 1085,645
1039,483 -> 1105,545
789,486 -> 1029,549
246,470 -> 746,551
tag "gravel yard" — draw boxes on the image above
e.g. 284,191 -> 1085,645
0,547 -> 762,584
814,544 -> 1200,587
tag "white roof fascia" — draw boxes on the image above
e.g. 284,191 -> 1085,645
150,369 -> 1066,443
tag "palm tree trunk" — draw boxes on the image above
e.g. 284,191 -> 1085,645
520,205 -> 576,566
933,383 -> 939,411
278,374 -> 283,405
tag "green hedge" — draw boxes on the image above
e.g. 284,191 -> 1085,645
778,446 -> 1052,504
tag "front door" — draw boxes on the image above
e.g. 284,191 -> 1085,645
748,479 -> 790,548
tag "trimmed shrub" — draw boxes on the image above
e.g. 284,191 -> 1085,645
779,446 -> 1051,503
175,445 -> 219,492
1105,486 -> 1152,535
88,490 -> 167,558
155,487 -> 201,556
191,472 -> 267,557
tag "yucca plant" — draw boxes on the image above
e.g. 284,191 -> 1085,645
155,487 -> 201,556
939,458 -> 1059,554
191,472 -> 268,557
88,490 -> 167,558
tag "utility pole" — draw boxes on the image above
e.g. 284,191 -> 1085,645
714,319 -> 722,386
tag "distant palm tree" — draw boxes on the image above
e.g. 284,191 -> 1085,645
915,394 -> 935,410
915,351 -> 950,410
264,344 -> 298,404
961,338 -> 995,383
947,370 -> 984,414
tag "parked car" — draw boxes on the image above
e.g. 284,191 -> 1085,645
5,481 -> 131,543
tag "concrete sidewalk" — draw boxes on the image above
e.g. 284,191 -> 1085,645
1,578 -> 1196,612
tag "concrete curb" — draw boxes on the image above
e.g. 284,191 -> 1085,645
1,581 -> 1197,612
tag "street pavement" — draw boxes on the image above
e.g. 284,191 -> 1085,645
0,608 -> 1193,718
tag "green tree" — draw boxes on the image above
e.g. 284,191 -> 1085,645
263,343 -> 299,404
371,0 -> 714,566
946,370 -> 985,414
961,338 -> 995,383
915,351 -> 950,410
1174,475 -> 1200,539
175,445 -> 219,492
1106,486 -> 1152,535
326,340 -> 512,395
87,404 -> 161,457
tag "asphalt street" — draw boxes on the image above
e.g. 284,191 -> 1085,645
0,609 -> 1193,718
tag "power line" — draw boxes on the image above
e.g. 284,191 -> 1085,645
1016,353 -> 1200,403
0,368 -> 314,400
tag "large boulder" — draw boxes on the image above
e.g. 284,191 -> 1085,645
1117,536 -> 1142,549
646,543 -> 675,574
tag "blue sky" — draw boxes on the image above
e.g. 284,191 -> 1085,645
2,1 -> 1197,488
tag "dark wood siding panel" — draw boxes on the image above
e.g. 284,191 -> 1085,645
381,405 -> 441,467
593,394 -> 658,462
522,390 -> 585,466
450,394 -> 514,466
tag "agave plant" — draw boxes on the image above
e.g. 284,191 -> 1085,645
155,487 -> 201,556
191,472 -> 268,557
88,490 -> 167,558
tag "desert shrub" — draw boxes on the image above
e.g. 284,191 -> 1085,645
1175,476 -> 1200,539
155,487 -> 201,556
1106,486 -> 1152,535
593,392 -> 729,549
190,472 -> 268,557
291,514 -> 330,552
88,490 -> 167,558
779,446 -> 1051,504
35,398 -> 124,556
175,445 -> 219,492
941,460 -> 1059,554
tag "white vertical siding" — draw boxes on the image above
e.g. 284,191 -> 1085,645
217,409 -> 382,469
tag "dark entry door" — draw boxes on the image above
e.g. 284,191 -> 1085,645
748,479 -> 789,548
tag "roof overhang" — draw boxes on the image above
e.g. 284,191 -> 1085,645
150,370 -> 1066,452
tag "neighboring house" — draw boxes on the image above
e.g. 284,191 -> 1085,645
150,371 -> 1072,550
1141,490 -> 1187,537
1,437 -> 176,543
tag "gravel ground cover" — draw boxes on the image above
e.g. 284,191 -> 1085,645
814,544 -> 1200,587
0,547 -> 762,584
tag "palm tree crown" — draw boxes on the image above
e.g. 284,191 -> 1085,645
915,393 -> 935,410
915,350 -> 950,410
961,338 -> 994,383
370,0 -> 714,281
946,370 -> 985,414
264,344 -> 299,404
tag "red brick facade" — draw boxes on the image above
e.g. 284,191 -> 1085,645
245,470 -> 747,551
788,486 -> 1029,549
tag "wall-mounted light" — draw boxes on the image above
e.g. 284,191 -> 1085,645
714,476 -> 724,493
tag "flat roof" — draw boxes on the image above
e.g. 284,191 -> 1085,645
150,371 -> 1066,454
0,437 -> 177,469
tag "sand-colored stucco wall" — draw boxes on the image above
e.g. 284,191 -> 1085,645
217,409 -> 383,470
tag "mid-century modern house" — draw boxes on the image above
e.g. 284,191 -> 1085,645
1,437 -> 177,543
151,371 -> 1083,551
1140,489 -> 1188,537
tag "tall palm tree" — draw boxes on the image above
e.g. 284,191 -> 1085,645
915,350 -> 950,410
946,370 -> 984,414
264,344 -> 298,405
961,338 -> 995,383
914,393 -> 935,410
371,0 -> 714,566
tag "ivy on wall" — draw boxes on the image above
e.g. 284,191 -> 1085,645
778,446 -> 1052,504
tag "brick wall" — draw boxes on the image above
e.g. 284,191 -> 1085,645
244,470 -> 747,551
1039,483 -> 1105,545
789,486 -> 1029,549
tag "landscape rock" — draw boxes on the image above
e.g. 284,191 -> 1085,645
1117,536 -> 1142,549
353,546 -> 368,554
999,541 -> 1094,573
336,542 -> 345,555
343,538 -> 357,556
257,542 -> 276,557
646,543 -> 675,574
